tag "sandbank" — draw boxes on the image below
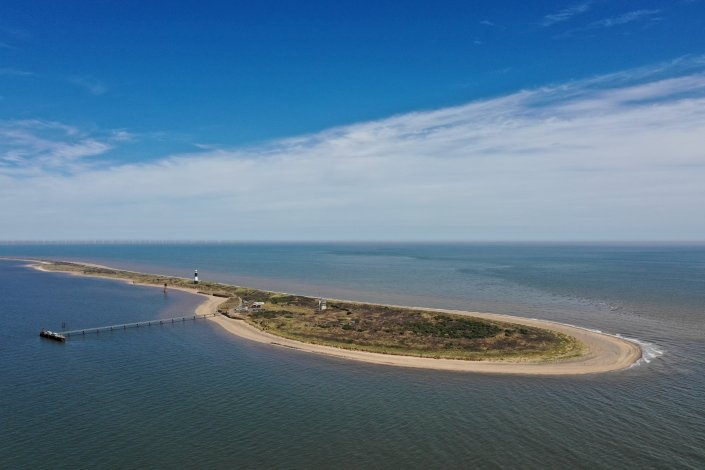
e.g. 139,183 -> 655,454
21,259 -> 642,375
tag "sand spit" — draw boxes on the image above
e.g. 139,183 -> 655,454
23,259 -> 641,375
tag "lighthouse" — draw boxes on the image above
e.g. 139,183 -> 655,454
194,269 -> 199,284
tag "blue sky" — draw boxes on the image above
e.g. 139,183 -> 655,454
2,1 -> 705,241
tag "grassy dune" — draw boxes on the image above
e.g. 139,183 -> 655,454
40,261 -> 584,362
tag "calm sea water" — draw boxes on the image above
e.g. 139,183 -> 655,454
1,243 -> 704,468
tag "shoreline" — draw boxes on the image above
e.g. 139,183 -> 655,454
17,258 -> 642,375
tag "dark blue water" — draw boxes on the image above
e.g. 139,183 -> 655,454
1,243 -> 704,468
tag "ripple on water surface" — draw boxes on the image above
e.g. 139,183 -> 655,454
1,249 -> 704,469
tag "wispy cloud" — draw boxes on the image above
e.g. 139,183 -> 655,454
480,20 -> 494,26
588,9 -> 661,28
555,9 -> 664,38
110,130 -> 134,142
0,26 -> 31,50
0,120 -> 113,173
541,2 -> 592,27
0,26 -> 31,40
0,67 -> 34,77
2,58 -> 705,240
67,76 -> 107,95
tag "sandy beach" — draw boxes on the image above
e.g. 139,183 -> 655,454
26,259 -> 642,375
207,304 -> 641,375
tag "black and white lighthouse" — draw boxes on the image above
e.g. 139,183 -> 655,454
194,269 -> 199,284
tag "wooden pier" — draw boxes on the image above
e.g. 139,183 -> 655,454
53,312 -> 220,339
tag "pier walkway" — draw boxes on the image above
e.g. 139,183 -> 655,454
59,312 -> 220,338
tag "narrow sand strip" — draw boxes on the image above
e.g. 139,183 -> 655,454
25,260 -> 642,375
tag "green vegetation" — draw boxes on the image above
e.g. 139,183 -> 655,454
40,260 -> 584,362
246,302 -> 582,361
406,315 -> 501,339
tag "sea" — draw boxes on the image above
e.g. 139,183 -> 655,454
0,243 -> 703,469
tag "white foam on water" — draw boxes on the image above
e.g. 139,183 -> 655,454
550,321 -> 664,367
614,334 -> 665,366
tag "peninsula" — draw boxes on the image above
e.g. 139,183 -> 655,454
31,260 -> 641,375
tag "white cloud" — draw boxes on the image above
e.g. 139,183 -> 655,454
110,130 -> 134,142
0,120 -> 112,172
2,60 -> 705,241
541,2 -> 592,27
67,76 -> 107,95
588,9 -> 661,28
0,67 -> 34,77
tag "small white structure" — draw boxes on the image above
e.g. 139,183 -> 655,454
318,298 -> 327,311
194,269 -> 199,284
251,302 -> 265,309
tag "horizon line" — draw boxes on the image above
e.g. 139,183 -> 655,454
1,240 -> 704,245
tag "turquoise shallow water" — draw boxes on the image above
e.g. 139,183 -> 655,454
1,243 -> 704,468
